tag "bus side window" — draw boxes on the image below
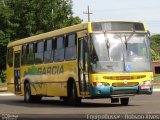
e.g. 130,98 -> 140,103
52,39 -> 56,61
35,41 -> 44,64
7,47 -> 13,67
44,39 -> 54,63
25,44 -> 29,65
27,43 -> 34,65
65,34 -> 77,60
52,38 -> 57,50
21,45 -> 27,65
54,36 -> 64,62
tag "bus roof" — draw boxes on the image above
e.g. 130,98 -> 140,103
7,22 -> 88,47
7,20 -> 146,48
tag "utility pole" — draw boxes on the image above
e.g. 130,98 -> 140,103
83,6 -> 93,22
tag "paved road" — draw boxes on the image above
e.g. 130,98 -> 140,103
0,92 -> 159,119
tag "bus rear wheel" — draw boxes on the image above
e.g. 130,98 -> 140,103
120,98 -> 129,106
68,82 -> 81,106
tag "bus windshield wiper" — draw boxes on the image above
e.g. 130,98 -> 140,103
124,28 -> 135,50
124,35 -> 128,49
103,31 -> 110,59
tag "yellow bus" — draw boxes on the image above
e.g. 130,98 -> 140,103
7,20 -> 153,106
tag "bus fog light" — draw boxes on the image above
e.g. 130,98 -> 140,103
97,90 -> 101,94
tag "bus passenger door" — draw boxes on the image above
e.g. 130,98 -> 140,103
78,38 -> 89,95
14,52 -> 21,94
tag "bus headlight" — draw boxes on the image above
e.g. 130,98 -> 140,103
140,81 -> 152,86
139,81 -> 152,90
92,82 -> 110,87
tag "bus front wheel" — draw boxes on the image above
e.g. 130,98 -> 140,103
24,82 -> 32,103
24,82 -> 42,103
120,98 -> 129,106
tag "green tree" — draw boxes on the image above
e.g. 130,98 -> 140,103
150,34 -> 160,60
6,0 -> 82,39
0,0 -> 82,72
150,48 -> 160,61
0,2 -> 15,71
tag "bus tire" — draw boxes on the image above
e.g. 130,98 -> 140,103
68,82 -> 81,106
24,82 -> 42,103
24,82 -> 33,103
120,98 -> 129,106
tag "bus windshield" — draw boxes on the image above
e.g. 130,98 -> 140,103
90,33 -> 151,73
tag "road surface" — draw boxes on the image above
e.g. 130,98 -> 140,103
0,92 -> 159,119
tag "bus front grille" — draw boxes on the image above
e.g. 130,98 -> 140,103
103,75 -> 146,80
112,82 -> 139,87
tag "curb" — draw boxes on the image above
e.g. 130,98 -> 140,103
0,92 -> 15,96
153,89 -> 160,92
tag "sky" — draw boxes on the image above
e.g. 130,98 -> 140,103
72,0 -> 160,34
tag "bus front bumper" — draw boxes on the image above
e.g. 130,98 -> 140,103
90,85 -> 153,98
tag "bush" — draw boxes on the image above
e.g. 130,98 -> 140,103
153,74 -> 160,83
0,71 -> 6,83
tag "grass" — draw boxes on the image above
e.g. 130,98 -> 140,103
153,74 -> 160,83
153,86 -> 160,89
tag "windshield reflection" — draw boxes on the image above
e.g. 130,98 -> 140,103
90,33 -> 151,72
